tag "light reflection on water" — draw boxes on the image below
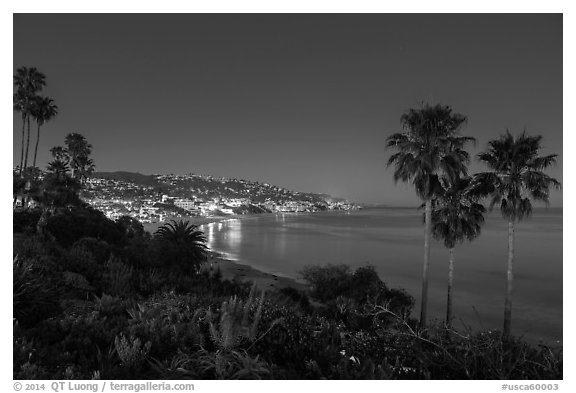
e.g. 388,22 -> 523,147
203,219 -> 243,261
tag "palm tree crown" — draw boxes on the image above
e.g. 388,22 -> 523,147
387,103 -> 474,199
32,96 -> 58,127
14,67 -> 47,176
154,219 -> 209,262
475,130 -> 560,221
431,177 -> 486,249
14,67 -> 46,94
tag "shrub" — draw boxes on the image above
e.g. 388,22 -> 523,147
62,271 -> 95,299
46,207 -> 124,248
13,209 -> 42,234
348,265 -> 387,302
72,238 -> 111,265
299,264 -> 352,302
13,256 -> 62,327
101,257 -> 135,296
126,292 -> 206,359
61,245 -> 100,285
196,349 -> 271,379
206,285 -> 267,351
114,333 -> 151,370
115,215 -> 145,240
14,234 -> 60,268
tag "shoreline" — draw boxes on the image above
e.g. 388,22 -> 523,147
205,251 -> 309,292
142,213 -> 309,291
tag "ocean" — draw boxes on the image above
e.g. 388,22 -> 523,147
200,207 -> 562,344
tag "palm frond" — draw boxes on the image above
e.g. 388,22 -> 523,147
477,131 -> 561,221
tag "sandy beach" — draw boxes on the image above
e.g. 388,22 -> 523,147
205,252 -> 308,292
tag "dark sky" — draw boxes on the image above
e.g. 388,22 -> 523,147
13,14 -> 563,206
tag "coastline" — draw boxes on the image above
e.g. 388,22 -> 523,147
205,251 -> 308,292
142,212 -> 308,291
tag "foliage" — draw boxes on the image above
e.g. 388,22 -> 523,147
101,257 -> 135,296
154,220 -> 209,273
206,285 -> 270,351
13,209 -> 42,234
386,103 -> 474,200
474,130 -> 561,221
196,349 -> 271,379
300,264 -> 353,302
300,264 -> 414,319
14,67 -> 46,176
115,215 -> 145,240
430,176 -> 486,249
46,207 -> 124,248
13,256 -> 62,327
61,244 -> 100,285
114,334 -> 152,370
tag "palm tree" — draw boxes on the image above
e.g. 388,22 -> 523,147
475,130 -> 560,339
14,67 -> 46,175
31,96 -> 58,169
50,146 -> 69,163
13,90 -> 28,176
154,220 -> 209,272
429,176 -> 485,327
75,156 -> 96,184
386,103 -> 474,329
64,133 -> 92,180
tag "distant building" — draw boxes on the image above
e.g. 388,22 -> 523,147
174,198 -> 198,211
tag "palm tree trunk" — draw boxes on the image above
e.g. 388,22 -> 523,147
503,220 -> 515,339
23,115 -> 31,171
33,122 -> 41,169
19,114 -> 26,177
420,199 -> 432,330
446,247 -> 455,328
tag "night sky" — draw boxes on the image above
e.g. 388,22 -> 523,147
13,14 -> 563,206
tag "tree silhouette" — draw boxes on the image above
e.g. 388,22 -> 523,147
14,67 -> 46,175
386,103 -> 474,329
154,220 -> 209,272
474,130 -> 560,339
31,96 -> 58,169
64,133 -> 93,181
430,176 -> 485,327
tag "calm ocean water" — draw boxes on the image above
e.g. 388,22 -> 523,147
201,207 -> 562,344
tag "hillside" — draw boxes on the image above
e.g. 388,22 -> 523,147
83,171 -> 359,223
91,171 -> 350,206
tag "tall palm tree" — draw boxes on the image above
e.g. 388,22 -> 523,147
14,67 -> 46,175
386,103 -> 474,329
31,96 -> 59,169
13,90 -> 28,176
475,130 -> 560,339
430,176 -> 485,327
